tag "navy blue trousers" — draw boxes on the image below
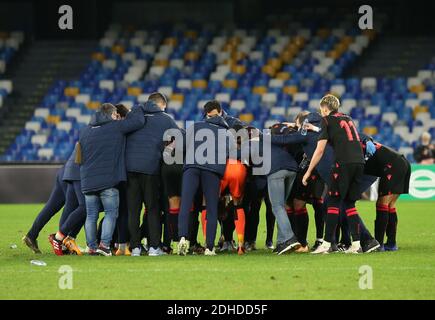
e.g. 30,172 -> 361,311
243,176 -> 275,243
27,168 -> 67,240
178,168 -> 221,250
116,182 -> 129,243
59,181 -> 86,238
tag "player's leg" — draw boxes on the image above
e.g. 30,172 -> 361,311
264,192 -> 275,249
60,181 -> 86,255
338,208 -> 351,250
53,182 -> 78,243
47,187 -> 75,256
374,194 -> 391,248
178,168 -> 201,255
342,199 -> 362,253
293,198 -> 309,251
285,202 -> 296,234
311,198 -> 325,251
127,172 -> 144,256
161,163 -> 183,253
97,188 -> 119,256
287,170 -> 303,242
242,178 -> 257,250
143,174 -> 162,256
187,189 -> 205,254
229,162 -> 247,254
200,196 -> 207,242
244,176 -> 275,250
220,199 -> 235,251
115,182 -> 130,255
58,182 -> 78,231
356,174 -> 381,250
385,194 -> 400,250
313,163 -> 343,254
139,208 -> 148,248
25,172 -> 66,253
84,193 -> 101,255
233,200 -> 246,254
385,157 -> 410,251
168,187 -> 181,239
167,197 -> 180,244
344,164 -> 380,253
337,174 -> 379,252
201,170 -> 221,255
267,170 -> 300,255
215,168 -> 231,249
48,182 -> 79,255
188,206 -> 205,254
312,194 -> 341,254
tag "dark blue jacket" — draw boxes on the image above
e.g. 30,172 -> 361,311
222,110 -> 245,128
244,133 -> 298,176
62,144 -> 80,182
184,115 -> 235,177
270,113 -> 334,183
79,105 -> 145,193
126,101 -> 180,175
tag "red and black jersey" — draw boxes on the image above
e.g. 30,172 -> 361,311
364,142 -> 404,176
318,111 -> 364,165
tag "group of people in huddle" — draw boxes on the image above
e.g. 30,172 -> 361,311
22,93 -> 410,257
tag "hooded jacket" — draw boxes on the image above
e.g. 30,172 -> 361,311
238,126 -> 298,176
184,115 -> 235,177
79,105 -> 145,193
222,110 -> 245,128
126,101 -> 180,175
62,144 -> 80,182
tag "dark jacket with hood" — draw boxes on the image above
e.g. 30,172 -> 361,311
79,105 -> 145,194
240,129 -> 298,176
126,101 -> 180,175
63,144 -> 80,182
222,110 -> 245,129
184,115 -> 235,177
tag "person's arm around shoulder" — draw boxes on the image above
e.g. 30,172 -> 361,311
302,118 -> 329,186
117,104 -> 146,134
270,130 -> 307,146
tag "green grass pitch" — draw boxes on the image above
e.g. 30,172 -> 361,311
0,201 -> 434,300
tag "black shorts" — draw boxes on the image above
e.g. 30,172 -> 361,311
290,169 -> 326,204
161,163 -> 183,198
328,163 -> 364,202
378,156 -> 411,196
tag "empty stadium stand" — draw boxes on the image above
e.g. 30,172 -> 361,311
0,10 -> 434,163
0,40 -> 96,156
0,31 -> 24,110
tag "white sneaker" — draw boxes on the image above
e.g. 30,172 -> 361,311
177,237 -> 189,256
204,248 -> 217,256
148,247 -> 166,256
131,247 -> 141,257
311,241 -> 331,254
345,241 -> 363,254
